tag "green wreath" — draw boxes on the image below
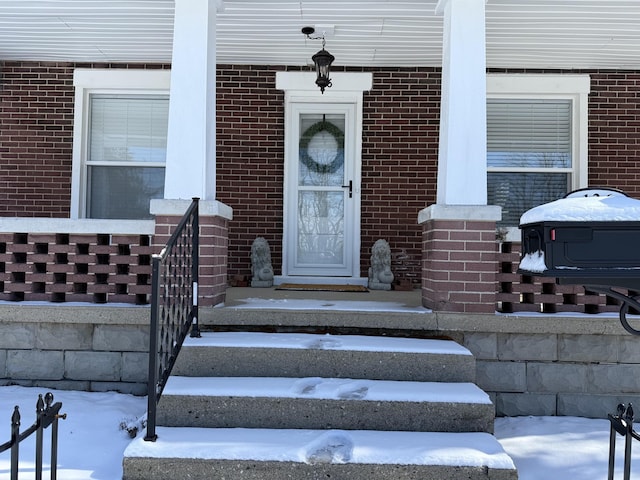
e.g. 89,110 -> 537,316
299,121 -> 345,174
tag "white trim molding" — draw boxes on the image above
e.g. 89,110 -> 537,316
150,199 -> 233,219
71,68 -> 171,219
0,218 -> 155,235
486,73 -> 591,189
276,72 -> 373,96
418,204 -> 502,224
276,71 -> 371,281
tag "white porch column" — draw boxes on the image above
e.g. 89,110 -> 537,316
164,0 -> 219,200
435,0 -> 487,205
421,1 -> 500,313
156,1 -> 232,307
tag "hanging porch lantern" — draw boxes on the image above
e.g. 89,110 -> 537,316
311,46 -> 334,93
302,27 -> 335,94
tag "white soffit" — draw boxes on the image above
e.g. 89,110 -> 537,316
0,1 -> 640,69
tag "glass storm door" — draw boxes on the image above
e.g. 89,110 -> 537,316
285,104 -> 357,277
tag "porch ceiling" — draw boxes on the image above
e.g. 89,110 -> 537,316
1,1 -> 640,70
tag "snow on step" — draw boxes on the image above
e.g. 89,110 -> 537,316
125,427 -> 515,470
174,331 -> 476,383
163,375 -> 491,404
158,375 -> 494,432
183,331 -> 472,355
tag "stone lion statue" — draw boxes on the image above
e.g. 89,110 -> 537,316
251,237 -> 274,287
368,239 -> 394,291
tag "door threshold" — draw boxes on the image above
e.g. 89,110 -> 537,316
274,276 -> 367,287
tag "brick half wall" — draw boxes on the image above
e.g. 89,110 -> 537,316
422,219 -> 498,313
153,211 -> 229,308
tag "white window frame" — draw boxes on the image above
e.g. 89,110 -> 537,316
71,69 -> 171,219
487,74 -> 591,240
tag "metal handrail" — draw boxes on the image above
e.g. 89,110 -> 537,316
145,198 -> 200,442
583,286 -> 640,336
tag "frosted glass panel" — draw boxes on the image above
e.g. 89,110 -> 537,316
297,191 -> 344,265
299,114 -> 345,187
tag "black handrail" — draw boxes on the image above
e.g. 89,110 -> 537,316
0,392 -> 66,480
145,198 -> 200,442
582,286 -> 640,336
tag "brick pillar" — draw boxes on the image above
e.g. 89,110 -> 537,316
199,214 -> 228,306
419,205 -> 501,313
151,199 -> 232,308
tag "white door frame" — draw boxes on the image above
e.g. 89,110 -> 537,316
285,102 -> 357,278
275,72 -> 372,285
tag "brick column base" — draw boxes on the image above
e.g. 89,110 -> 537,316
419,204 -> 501,313
198,214 -> 229,307
151,199 -> 232,308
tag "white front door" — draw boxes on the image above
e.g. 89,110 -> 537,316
284,102 -> 360,279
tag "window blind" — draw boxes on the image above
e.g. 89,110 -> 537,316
89,95 -> 169,163
487,99 -> 571,169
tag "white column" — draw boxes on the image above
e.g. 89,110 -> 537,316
164,0 -> 218,200
435,0 -> 487,205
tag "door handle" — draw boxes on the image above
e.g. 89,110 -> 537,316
342,180 -> 353,198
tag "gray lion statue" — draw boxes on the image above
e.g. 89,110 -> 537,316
368,239 -> 394,291
251,237 -> 274,287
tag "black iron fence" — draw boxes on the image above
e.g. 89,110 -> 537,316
0,392 -> 66,480
145,198 -> 200,442
608,403 -> 639,480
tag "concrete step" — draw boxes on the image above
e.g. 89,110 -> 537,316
156,375 -> 494,433
123,427 -> 517,480
199,294 -> 433,331
172,331 -> 476,383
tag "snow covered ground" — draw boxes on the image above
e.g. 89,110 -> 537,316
0,386 -> 638,479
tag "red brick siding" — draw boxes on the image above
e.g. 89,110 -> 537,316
153,212 -> 228,307
4,62 -> 640,288
0,62 -> 75,217
422,219 -> 498,313
0,232 -> 153,303
216,65 -> 288,279
0,61 -> 170,218
496,241 -> 621,314
588,72 -> 640,195
199,216 -> 229,306
361,68 -> 440,284
216,65 -> 440,282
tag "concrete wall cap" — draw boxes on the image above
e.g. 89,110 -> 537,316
150,199 -> 233,220
418,204 -> 502,223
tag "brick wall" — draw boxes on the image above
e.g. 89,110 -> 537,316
496,241 -> 621,314
216,65 -> 287,279
588,71 -> 640,196
0,62 -> 74,217
4,62 -> 640,286
153,211 -> 229,307
422,219 -> 498,313
216,65 -> 440,282
0,232 -> 153,303
361,68 -> 440,285
0,61 -> 170,218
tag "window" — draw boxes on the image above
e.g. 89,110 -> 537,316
86,95 -> 168,219
72,69 -> 171,219
486,74 -> 590,229
487,99 -> 572,226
